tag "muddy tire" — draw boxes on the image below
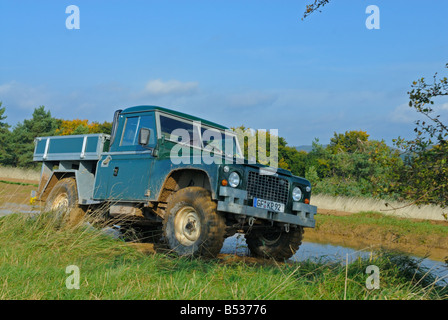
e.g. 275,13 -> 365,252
44,178 -> 85,228
245,227 -> 304,261
163,187 -> 226,258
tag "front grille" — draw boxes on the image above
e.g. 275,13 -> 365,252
247,171 -> 289,204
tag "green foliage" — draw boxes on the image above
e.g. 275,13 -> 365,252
304,133 -> 403,199
0,102 -> 13,166
9,106 -> 60,168
328,130 -> 370,154
232,125 -> 291,170
231,127 -> 404,199
394,63 -> 448,208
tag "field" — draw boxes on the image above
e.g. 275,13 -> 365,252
0,167 -> 447,300
0,212 -> 446,300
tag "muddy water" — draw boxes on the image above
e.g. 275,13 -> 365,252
221,234 -> 448,285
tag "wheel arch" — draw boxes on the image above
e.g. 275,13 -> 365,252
39,170 -> 100,205
157,168 -> 215,203
39,171 -> 76,203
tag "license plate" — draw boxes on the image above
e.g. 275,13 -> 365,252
253,198 -> 285,213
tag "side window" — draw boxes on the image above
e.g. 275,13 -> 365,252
120,114 -> 156,148
160,115 -> 200,147
120,117 -> 139,146
138,115 -> 156,146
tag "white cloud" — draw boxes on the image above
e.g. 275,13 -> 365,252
390,100 -> 448,124
226,91 -> 278,108
143,79 -> 199,96
438,102 -> 448,110
390,103 -> 417,124
0,81 -> 51,111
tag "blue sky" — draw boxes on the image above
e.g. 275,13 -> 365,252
1,0 -> 448,147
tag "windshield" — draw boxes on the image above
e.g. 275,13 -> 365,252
159,114 -> 243,159
201,127 -> 243,159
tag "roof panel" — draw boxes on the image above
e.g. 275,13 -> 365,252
121,105 -> 228,130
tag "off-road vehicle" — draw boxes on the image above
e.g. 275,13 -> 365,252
33,106 -> 317,260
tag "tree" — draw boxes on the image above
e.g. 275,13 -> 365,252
90,121 -> 112,135
0,102 -> 13,166
279,146 -> 308,176
306,133 -> 403,198
55,119 -> 112,136
231,125 -> 299,172
0,102 -> 8,130
10,106 -> 60,168
394,63 -> 448,207
328,130 -> 370,154
56,119 -> 90,135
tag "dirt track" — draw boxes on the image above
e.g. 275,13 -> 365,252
0,180 -> 37,207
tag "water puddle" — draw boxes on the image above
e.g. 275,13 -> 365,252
221,234 -> 448,285
0,203 -> 40,216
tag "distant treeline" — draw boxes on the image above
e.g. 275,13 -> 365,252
233,126 -> 404,201
0,103 -> 111,168
0,101 -> 446,209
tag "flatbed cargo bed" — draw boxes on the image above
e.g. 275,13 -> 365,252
33,134 -> 110,162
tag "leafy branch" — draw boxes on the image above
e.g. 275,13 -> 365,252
302,0 -> 331,20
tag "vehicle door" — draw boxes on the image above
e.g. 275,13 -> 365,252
95,112 -> 157,201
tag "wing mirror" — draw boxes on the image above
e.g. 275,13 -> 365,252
138,127 -> 151,146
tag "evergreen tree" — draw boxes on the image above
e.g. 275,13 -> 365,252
10,106 -> 60,168
0,102 -> 13,166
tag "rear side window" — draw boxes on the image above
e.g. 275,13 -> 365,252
160,115 -> 200,147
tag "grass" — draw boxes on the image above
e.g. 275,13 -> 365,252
0,166 -> 40,182
0,180 -> 38,187
0,211 -> 446,300
0,166 -> 447,299
313,194 -> 448,221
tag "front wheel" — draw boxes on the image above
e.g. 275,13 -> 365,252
163,187 -> 226,258
245,227 -> 304,261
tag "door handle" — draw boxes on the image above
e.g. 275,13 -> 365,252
101,155 -> 112,167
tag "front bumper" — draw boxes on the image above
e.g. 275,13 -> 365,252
217,186 -> 317,228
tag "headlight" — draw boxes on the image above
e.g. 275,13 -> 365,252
228,172 -> 240,188
306,186 -> 311,193
292,187 -> 303,201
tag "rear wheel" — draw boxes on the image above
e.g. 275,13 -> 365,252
245,227 -> 304,261
44,178 -> 86,228
163,187 -> 226,258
